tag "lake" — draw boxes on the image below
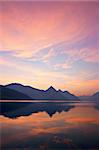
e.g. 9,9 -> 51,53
0,100 -> 99,150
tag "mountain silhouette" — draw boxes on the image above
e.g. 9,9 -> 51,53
79,92 -> 99,101
1,83 -> 79,100
44,86 -> 69,100
78,96 -> 91,100
91,92 -> 99,100
58,90 -> 78,100
0,85 -> 32,100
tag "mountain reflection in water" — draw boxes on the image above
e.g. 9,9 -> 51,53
0,101 -> 99,150
0,102 -> 75,118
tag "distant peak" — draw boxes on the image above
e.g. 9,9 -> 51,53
7,83 -> 23,86
46,86 -> 56,91
92,91 -> 99,96
49,86 -> 54,89
63,90 -> 70,94
58,89 -> 63,92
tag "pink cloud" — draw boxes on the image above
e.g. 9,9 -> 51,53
0,1 -> 98,56
0,56 -> 9,65
41,48 -> 56,63
54,63 -> 72,70
65,48 -> 99,63
0,1 -> 98,95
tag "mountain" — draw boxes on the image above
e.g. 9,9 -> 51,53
0,85 -> 32,100
44,86 -> 68,100
79,92 -> 99,100
79,96 -> 91,100
1,83 -> 79,100
91,92 -> 99,100
5,83 -> 45,100
58,90 -> 79,100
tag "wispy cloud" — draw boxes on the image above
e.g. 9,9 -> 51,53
0,1 -> 98,95
41,48 -> 55,63
54,63 -> 72,70
65,48 -> 99,63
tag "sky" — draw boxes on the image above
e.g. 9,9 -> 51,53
0,1 -> 99,96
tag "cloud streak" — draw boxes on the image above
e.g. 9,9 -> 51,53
0,1 -> 99,95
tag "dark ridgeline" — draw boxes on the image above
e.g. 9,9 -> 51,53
0,102 -> 75,118
91,92 -> 99,100
0,85 -> 32,100
0,83 -> 79,100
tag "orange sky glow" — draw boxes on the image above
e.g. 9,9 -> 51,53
0,1 -> 99,96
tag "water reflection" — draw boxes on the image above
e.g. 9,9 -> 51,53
95,102 -> 99,110
0,101 -> 99,150
0,102 -> 75,118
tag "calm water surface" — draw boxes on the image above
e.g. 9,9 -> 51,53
0,100 -> 99,150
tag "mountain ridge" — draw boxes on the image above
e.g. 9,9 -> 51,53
79,92 -> 99,100
0,83 -> 79,100
0,83 -> 99,100
1,83 -> 98,100
0,85 -> 32,100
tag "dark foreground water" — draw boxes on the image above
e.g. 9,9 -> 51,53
0,100 -> 99,150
